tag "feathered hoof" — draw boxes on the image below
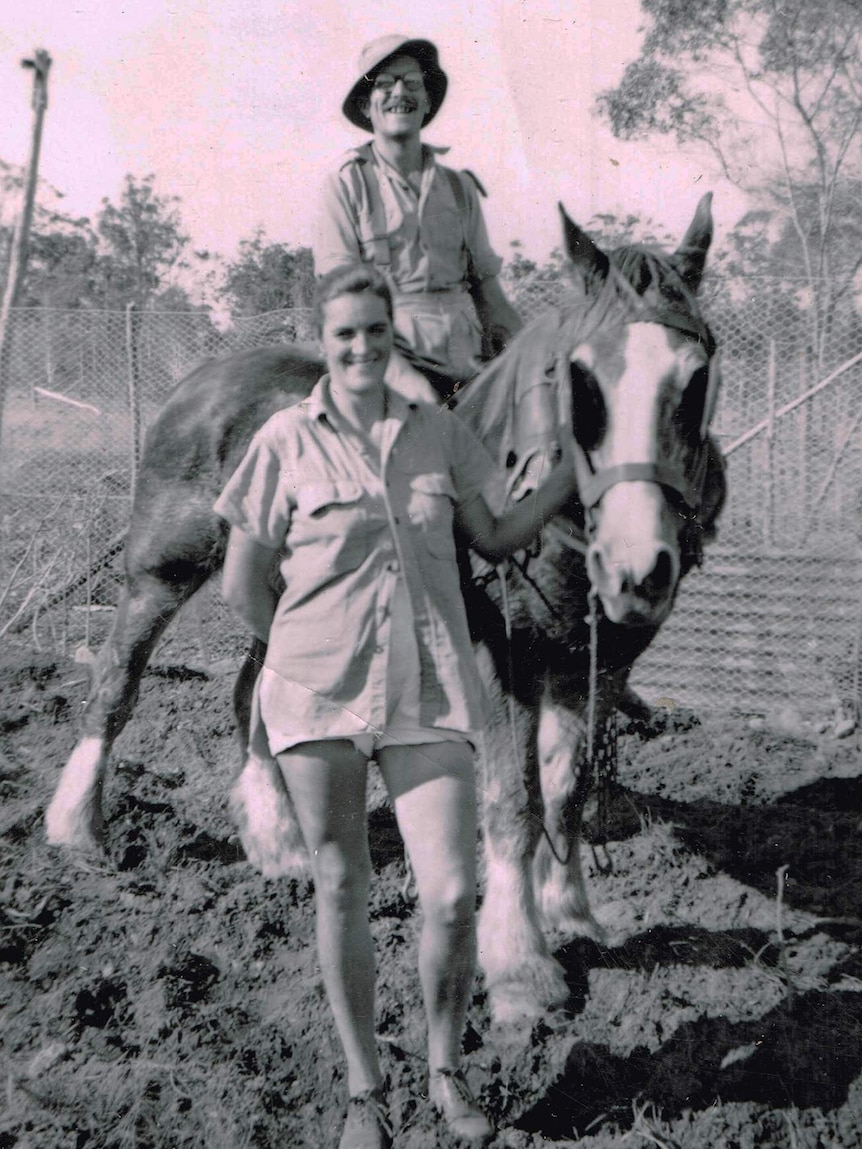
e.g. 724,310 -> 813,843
485,958 -> 570,1026
44,822 -> 106,864
229,756 -> 309,881
45,739 -> 106,853
44,815 -> 106,858
239,836 -> 309,881
537,870 -> 608,945
550,908 -> 609,946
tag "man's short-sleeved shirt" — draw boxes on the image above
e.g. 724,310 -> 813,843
313,142 -> 503,293
214,377 -> 500,742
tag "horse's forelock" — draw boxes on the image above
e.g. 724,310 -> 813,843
613,247 -> 694,308
562,245 -> 713,356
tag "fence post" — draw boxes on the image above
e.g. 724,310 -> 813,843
764,337 -> 776,546
126,302 -> 141,498
0,49 -> 52,475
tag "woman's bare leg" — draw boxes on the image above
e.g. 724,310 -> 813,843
377,742 -> 477,1072
276,740 -> 381,1096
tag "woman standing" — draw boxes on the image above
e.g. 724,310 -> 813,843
215,265 -> 577,1149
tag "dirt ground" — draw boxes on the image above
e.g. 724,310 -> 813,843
2,644 -> 862,1149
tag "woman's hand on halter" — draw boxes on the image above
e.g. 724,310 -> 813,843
456,432 -> 579,565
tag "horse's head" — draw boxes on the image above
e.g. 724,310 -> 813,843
559,194 -> 724,628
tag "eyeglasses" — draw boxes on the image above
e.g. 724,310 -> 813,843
370,71 -> 425,92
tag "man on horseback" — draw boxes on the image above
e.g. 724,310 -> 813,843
314,34 -> 523,401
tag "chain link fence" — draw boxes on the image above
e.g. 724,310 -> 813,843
0,306 -> 314,663
2,280 -> 861,727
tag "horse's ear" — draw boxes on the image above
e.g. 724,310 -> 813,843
672,192 -> 713,292
559,203 -> 610,282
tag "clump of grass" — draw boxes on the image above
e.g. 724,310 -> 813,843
624,1099 -> 684,1149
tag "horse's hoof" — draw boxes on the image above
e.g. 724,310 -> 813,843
45,797 -> 106,853
538,885 -> 606,943
44,821 -> 106,856
485,958 -> 570,1026
552,911 -> 609,946
45,738 -> 106,851
488,978 -> 570,1027
229,756 -> 309,880
238,831 -> 310,881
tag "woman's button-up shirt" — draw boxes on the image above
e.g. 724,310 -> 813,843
214,377 -> 499,743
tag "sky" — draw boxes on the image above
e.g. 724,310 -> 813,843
0,0 -> 749,270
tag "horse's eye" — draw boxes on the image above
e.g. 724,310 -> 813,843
570,361 -> 607,451
676,364 -> 709,442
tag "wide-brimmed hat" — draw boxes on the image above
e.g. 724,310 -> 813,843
342,35 -> 448,132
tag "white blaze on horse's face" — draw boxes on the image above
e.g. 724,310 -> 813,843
578,322 -> 704,627
558,190 -> 715,629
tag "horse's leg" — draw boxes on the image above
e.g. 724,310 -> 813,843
532,692 -> 601,940
532,670 -> 626,941
45,566 -> 197,852
227,639 -> 309,879
475,654 -> 570,1024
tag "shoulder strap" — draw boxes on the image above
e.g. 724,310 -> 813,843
444,167 -> 488,209
445,166 -> 469,219
463,169 -> 488,198
355,152 -> 392,270
443,167 -> 486,287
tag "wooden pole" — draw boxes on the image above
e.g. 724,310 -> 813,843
125,301 -> 141,498
0,49 -> 52,474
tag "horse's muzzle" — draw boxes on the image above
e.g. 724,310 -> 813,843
586,540 -> 680,627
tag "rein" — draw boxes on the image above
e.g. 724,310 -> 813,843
585,586 -> 615,875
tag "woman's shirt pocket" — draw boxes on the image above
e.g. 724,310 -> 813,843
290,481 -> 383,575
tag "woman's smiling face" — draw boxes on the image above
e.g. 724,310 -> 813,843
321,291 -> 393,397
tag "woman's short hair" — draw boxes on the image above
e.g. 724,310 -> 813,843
314,265 -> 393,333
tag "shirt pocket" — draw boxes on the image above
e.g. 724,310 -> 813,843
293,481 -> 374,567
406,471 -> 458,559
297,480 -> 364,516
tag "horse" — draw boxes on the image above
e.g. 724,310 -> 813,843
45,194 -> 725,1024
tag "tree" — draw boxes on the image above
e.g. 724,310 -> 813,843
24,229 -> 99,308
0,160 -> 95,300
217,229 -> 314,320
586,212 -> 675,253
94,173 -> 190,308
598,0 -> 862,374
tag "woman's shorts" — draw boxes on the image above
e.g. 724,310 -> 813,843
258,579 -> 474,759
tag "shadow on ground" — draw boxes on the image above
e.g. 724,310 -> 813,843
517,984 -> 862,1138
587,777 -> 862,922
